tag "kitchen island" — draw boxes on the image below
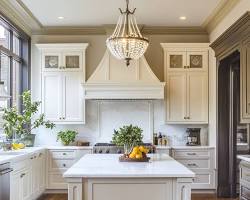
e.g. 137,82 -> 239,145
64,154 -> 195,200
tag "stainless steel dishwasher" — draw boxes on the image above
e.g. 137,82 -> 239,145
0,162 -> 13,200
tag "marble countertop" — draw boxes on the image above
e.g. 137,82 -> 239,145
45,146 -> 93,150
0,147 -> 45,165
63,154 -> 195,178
237,155 -> 250,162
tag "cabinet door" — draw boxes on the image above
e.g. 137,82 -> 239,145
62,73 -> 85,123
186,72 -> 208,123
186,50 -> 208,72
42,73 -> 63,122
241,42 -> 250,123
10,173 -> 21,200
166,73 -> 187,123
42,52 -> 62,72
20,169 -> 31,200
166,51 -> 186,72
62,51 -> 83,71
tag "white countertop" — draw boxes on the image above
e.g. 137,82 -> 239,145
45,146 -> 93,150
63,154 -> 195,178
237,155 -> 250,162
0,147 -> 45,165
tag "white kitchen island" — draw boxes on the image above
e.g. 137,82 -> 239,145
64,154 -> 195,200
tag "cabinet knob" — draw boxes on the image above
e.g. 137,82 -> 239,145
63,153 -> 67,155
30,157 -> 33,160
62,117 -> 65,120
63,164 -> 66,167
20,173 -> 26,178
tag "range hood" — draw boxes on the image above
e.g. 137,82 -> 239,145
82,50 -> 165,99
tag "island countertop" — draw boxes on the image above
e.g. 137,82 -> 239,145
64,154 -> 195,178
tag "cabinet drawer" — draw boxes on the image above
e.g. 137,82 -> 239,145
177,159 -> 210,169
50,150 -> 76,159
50,159 -> 75,171
242,186 -> 250,200
242,167 -> 250,182
173,150 -> 210,159
191,172 -> 215,189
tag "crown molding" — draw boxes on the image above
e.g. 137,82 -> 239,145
142,26 -> 207,35
32,25 -> 208,36
0,0 -> 42,35
202,0 -> 241,34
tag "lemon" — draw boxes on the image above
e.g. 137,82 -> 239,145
135,153 -> 143,159
129,153 -> 136,159
18,143 -> 25,149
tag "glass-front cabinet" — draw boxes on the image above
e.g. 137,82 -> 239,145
166,49 -> 208,72
42,51 -> 83,72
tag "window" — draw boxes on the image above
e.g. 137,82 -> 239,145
0,15 -> 30,111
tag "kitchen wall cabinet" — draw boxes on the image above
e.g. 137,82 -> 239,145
162,43 -> 209,124
37,43 -> 88,72
42,72 -> 85,124
37,43 -> 88,124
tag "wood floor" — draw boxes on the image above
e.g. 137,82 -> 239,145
39,193 -> 239,200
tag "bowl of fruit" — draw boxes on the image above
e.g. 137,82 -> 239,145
119,146 -> 150,162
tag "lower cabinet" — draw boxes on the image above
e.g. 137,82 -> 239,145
46,148 -> 92,190
172,147 -> 216,190
10,150 -> 46,200
240,161 -> 250,200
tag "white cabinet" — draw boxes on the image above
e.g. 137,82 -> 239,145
42,72 -> 85,124
162,43 -> 209,124
46,148 -> 92,190
38,43 -> 88,72
10,150 -> 46,200
164,47 -> 208,73
37,43 -> 88,125
172,147 -> 216,190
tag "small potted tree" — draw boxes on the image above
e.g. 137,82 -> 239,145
112,124 -> 143,155
2,90 -> 55,147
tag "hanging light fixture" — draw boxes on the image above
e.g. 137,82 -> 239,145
106,0 -> 149,66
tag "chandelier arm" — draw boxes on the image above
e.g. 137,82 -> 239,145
130,16 -> 137,36
133,16 -> 143,38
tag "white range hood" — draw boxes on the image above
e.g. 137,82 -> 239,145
82,50 -> 165,99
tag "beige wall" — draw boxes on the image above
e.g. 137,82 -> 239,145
31,34 -> 209,81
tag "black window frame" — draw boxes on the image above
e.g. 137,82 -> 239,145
0,12 -> 31,109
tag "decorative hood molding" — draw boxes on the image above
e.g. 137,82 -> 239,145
82,50 -> 165,99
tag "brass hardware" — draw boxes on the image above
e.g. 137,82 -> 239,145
20,173 -> 25,178
63,164 -> 66,167
63,153 -> 67,156
30,157 -> 33,160
39,153 -> 43,157
187,163 -> 198,167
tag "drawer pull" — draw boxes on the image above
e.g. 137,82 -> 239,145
39,153 -> 43,157
30,157 -> 33,160
187,153 -> 196,156
63,164 -> 66,167
187,163 -> 198,167
20,173 -> 26,178
63,153 -> 67,156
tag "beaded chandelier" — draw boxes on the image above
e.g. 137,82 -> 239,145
106,0 -> 149,66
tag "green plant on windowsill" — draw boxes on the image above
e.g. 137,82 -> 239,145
2,90 -> 55,146
57,130 -> 78,146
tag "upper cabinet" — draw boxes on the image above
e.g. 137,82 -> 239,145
162,43 -> 209,124
165,46 -> 208,73
38,43 -> 88,72
37,43 -> 88,124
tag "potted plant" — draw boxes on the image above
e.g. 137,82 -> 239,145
2,90 -> 55,146
112,124 -> 143,155
57,130 -> 78,146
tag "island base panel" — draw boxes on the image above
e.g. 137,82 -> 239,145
67,178 -> 192,200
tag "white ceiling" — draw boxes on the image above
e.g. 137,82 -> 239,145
21,0 -> 222,27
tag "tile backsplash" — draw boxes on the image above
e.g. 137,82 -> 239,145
34,100 -> 208,146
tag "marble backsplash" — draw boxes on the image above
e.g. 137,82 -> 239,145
33,100 -> 208,146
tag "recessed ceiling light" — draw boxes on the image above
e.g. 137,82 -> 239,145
179,16 -> 186,20
58,16 -> 64,20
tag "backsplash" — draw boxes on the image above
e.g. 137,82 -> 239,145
34,100 -> 208,146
